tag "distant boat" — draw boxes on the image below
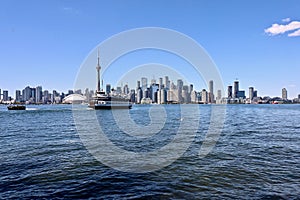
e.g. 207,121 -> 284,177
7,105 -> 26,110
89,91 -> 132,110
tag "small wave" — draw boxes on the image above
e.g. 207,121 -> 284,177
26,108 -> 38,111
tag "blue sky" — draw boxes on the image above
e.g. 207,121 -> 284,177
1,0 -> 300,98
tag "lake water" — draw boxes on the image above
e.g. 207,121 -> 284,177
0,104 -> 299,199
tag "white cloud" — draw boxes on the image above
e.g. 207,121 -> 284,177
288,29 -> 300,37
265,20 -> 300,37
282,18 -> 291,23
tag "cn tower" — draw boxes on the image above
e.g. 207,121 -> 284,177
96,49 -> 101,93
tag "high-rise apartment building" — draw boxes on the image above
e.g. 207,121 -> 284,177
282,88 -> 288,100
233,81 -> 239,98
209,80 -> 214,103
249,87 -> 254,100
3,90 -> 9,101
36,86 -> 43,103
15,90 -> 21,102
177,79 -> 183,103
228,86 -> 233,98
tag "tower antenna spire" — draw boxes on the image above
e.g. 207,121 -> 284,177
96,48 -> 101,93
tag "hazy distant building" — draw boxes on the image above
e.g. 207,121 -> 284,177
159,78 -> 163,90
182,85 -> 190,103
217,90 -> 222,100
141,77 -> 147,91
253,90 -> 258,98
237,91 -> 245,99
249,87 -> 254,100
23,86 -> 32,102
201,89 -> 208,104
208,80 -> 214,103
165,76 -> 170,90
150,83 -> 159,102
158,89 -> 167,104
15,90 -> 21,102
123,84 -> 129,95
0,89 -> 2,100
282,88 -> 288,100
136,88 -> 143,104
106,84 -> 111,94
36,86 -> 43,103
228,86 -> 233,98
130,89 -> 135,103
3,90 -> 9,101
233,81 -> 239,98
177,79 -> 183,103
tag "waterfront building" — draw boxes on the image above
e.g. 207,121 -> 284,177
136,81 -> 141,91
177,79 -> 183,103
201,89 -> 208,104
3,90 -> 9,101
182,85 -> 190,103
150,83 -> 159,102
249,87 -> 254,100
209,80 -> 214,103
36,86 -> 43,103
43,90 -> 49,103
116,87 -> 122,95
228,86 -> 233,98
253,90 -> 258,98
143,88 -> 149,99
165,76 -> 170,90
282,88 -> 288,100
158,89 -> 167,104
136,88 -> 143,104
298,94 -> 300,100
141,77 -> 147,91
123,84 -> 129,95
237,91 -> 246,99
68,90 -> 74,95
130,89 -> 135,103
190,90 -> 198,103
189,84 -> 193,94
159,78 -> 163,90
106,84 -> 111,94
0,89 -> 1,100
233,81 -> 239,98
22,86 -> 32,102
15,90 -> 21,102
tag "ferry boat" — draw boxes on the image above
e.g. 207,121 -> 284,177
89,92 -> 132,109
7,105 -> 26,110
88,49 -> 132,110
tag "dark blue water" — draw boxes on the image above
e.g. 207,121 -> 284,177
0,104 -> 299,199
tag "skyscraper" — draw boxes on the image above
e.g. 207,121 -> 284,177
0,89 -> 2,100
282,88 -> 288,100
3,90 -> 9,101
249,87 -> 254,100
209,80 -> 214,103
201,89 -> 208,104
159,77 -> 163,90
228,86 -> 233,98
15,90 -> 21,102
165,76 -> 170,90
233,81 -> 239,98
177,79 -> 183,103
36,86 -> 43,103
106,84 -> 111,94
141,77 -> 147,91
217,90 -> 222,100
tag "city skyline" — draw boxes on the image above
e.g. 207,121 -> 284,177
1,1 -> 300,98
1,76 -> 299,104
